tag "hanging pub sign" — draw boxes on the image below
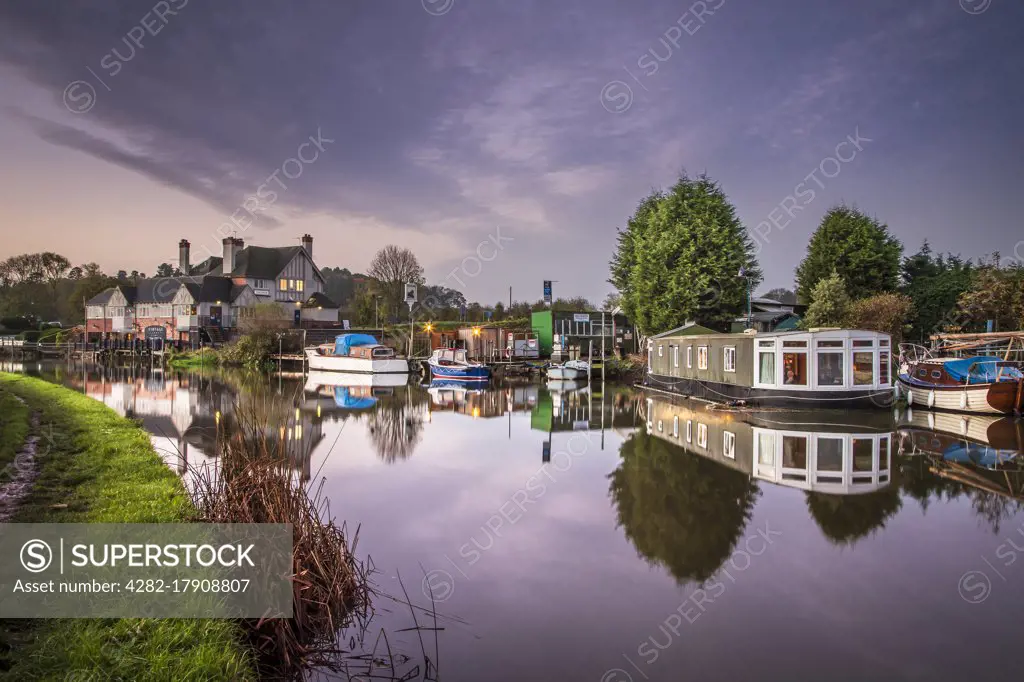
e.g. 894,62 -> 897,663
543,280 -> 552,304
404,282 -> 418,305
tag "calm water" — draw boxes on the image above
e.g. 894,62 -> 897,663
10,361 -> 1024,682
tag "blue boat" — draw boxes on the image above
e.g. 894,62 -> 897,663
426,348 -> 491,382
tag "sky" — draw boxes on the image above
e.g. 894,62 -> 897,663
0,0 -> 1021,305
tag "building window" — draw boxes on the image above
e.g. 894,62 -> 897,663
782,435 -> 808,477
296,280 -> 304,292
879,352 -> 890,384
658,344 -> 663,357
817,437 -> 844,473
673,415 -> 679,437
816,352 -> 844,386
757,432 -> 776,467
279,278 -> 288,290
852,438 -> 873,472
686,346 -> 692,368
783,352 -> 808,385
696,423 -> 708,449
724,346 -> 736,372
724,431 -> 736,459
697,346 -> 708,370
852,339 -> 874,348
685,420 -> 692,443
853,352 -> 875,385
673,345 -> 679,368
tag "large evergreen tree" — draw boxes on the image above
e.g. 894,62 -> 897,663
795,205 -> 901,302
900,242 -> 973,341
609,174 -> 760,334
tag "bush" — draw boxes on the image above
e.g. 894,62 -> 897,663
0,316 -> 36,331
219,333 -> 275,370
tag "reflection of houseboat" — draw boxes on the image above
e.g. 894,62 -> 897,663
896,344 -> 1024,415
303,370 -> 408,391
305,334 -> 410,374
647,328 -> 893,408
303,371 -> 407,412
645,395 -> 895,494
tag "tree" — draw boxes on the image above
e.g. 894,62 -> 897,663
601,292 -> 623,311
551,296 -> 593,312
155,263 -> 175,277
846,293 -> 914,344
795,205 -> 901,302
802,271 -> 850,328
900,243 -> 972,341
950,257 -> 1024,332
368,245 -> 424,320
761,287 -> 796,304
609,174 -> 761,334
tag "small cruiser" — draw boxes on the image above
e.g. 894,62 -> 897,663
305,334 -> 410,374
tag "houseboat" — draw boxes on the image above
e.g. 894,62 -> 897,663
646,326 -> 894,408
896,340 -> 1024,416
304,334 -> 410,374
426,348 -> 490,382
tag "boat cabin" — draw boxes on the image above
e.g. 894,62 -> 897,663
431,348 -> 472,366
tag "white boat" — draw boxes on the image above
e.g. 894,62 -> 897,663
304,334 -> 410,374
426,348 -> 490,382
547,360 -> 590,380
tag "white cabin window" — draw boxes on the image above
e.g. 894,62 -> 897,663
686,346 -> 692,368
724,346 -> 736,373
853,352 -> 875,385
673,416 -> 679,437
816,437 -> 844,482
757,350 -> 776,385
658,345 -> 663,357
724,431 -> 736,459
685,420 -> 692,443
816,352 -> 844,387
657,420 -> 663,432
697,346 -> 708,370
879,352 -> 890,385
697,423 -> 708,449
673,346 -> 679,368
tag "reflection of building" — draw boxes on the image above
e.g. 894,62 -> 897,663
530,384 -> 638,434
428,384 -> 539,418
645,395 -> 894,494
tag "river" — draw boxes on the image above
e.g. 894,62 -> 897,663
7,360 -> 1024,682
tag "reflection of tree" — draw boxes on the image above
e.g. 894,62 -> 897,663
805,489 -> 902,546
367,395 -> 425,464
608,431 -> 760,584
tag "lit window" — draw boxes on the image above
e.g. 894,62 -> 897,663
296,280 -> 304,292
783,352 -> 808,385
697,346 -> 708,370
279,278 -> 287,289
724,346 -> 736,372
879,352 -> 890,384
724,431 -> 736,458
853,352 -> 875,385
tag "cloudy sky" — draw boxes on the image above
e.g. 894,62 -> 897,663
0,0 -> 1021,304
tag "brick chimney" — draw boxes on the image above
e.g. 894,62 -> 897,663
178,239 -> 190,273
301,234 -> 313,261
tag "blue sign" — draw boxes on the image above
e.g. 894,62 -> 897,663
543,280 -> 552,304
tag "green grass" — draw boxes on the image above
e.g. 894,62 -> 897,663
0,373 -> 255,681
166,349 -> 221,369
0,389 -> 29,482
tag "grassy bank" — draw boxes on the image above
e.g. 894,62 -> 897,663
0,373 -> 254,680
0,390 -> 29,481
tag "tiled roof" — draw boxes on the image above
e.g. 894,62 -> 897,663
191,246 -> 308,279
301,292 -> 339,309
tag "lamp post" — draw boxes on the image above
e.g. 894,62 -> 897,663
738,267 -> 752,330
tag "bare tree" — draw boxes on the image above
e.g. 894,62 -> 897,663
367,245 -> 424,319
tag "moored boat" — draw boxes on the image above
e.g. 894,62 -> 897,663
546,360 -> 590,380
896,346 -> 1024,415
426,348 -> 490,382
304,334 -> 410,374
646,327 -> 894,409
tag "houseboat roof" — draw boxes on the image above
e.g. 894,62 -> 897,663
654,328 -> 890,340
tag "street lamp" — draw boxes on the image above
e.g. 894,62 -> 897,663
738,267 -> 752,330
